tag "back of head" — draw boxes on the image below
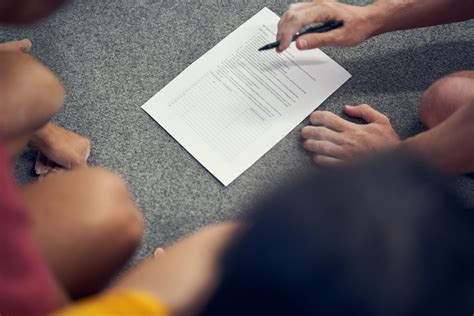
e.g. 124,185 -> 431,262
201,153 -> 474,316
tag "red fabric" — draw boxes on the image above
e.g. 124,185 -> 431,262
0,144 -> 56,316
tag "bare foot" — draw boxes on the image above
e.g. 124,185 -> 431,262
301,104 -> 400,167
34,152 -> 65,178
0,39 -> 32,53
29,123 -> 91,174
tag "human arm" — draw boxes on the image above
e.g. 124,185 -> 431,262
277,0 -> 474,52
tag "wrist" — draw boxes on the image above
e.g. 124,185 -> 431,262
363,0 -> 404,37
364,1 -> 388,37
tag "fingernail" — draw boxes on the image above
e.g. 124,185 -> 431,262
299,39 -> 307,49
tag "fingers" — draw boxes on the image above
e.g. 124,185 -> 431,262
303,139 -> 345,158
277,0 -> 376,52
0,39 -> 32,53
296,29 -> 345,50
277,3 -> 329,52
301,125 -> 345,145
301,120 -> 349,165
344,104 -> 389,123
309,110 -> 354,132
312,154 -> 343,167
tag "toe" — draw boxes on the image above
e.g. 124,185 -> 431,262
35,152 -> 54,175
18,39 -> 32,53
153,248 -> 166,258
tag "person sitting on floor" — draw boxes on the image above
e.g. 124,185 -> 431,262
53,154 -> 474,316
276,0 -> 474,175
0,1 -> 144,314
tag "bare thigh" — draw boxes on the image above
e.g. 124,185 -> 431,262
19,167 -> 144,300
420,71 -> 474,129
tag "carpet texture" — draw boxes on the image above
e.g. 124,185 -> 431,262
1,0 -> 473,264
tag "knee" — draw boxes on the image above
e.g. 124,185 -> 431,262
420,72 -> 474,128
0,52 -> 65,136
83,168 -> 144,250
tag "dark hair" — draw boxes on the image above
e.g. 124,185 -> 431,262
201,153 -> 474,316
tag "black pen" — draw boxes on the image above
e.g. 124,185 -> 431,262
258,20 -> 343,51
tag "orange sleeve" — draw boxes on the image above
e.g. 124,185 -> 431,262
51,289 -> 170,316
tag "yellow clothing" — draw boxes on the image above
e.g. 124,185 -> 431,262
51,289 -> 169,316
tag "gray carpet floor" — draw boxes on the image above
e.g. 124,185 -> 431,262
1,0 -> 473,265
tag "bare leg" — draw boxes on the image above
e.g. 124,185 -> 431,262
30,123 -> 91,174
20,167 -> 144,299
300,71 -> 474,174
0,40 -> 91,172
0,51 -> 64,157
1,48 -> 143,301
406,71 -> 474,173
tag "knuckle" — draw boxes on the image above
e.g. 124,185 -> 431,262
284,8 -> 294,18
285,10 -> 300,22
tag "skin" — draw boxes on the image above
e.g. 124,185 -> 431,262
301,105 -> 400,166
0,39 -> 91,174
21,167 -> 144,300
50,223 -> 240,315
2,0 -> 231,313
109,223 -> 240,316
276,0 -> 474,174
0,46 -> 144,303
5,0 -> 473,313
277,0 -> 474,52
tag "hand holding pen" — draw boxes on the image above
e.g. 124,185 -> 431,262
259,20 -> 343,51
274,1 -> 377,53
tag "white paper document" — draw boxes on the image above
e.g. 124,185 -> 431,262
142,7 -> 351,186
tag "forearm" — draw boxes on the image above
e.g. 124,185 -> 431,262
367,0 -> 474,36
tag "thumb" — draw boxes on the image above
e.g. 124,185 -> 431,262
344,104 -> 389,123
296,29 -> 343,50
